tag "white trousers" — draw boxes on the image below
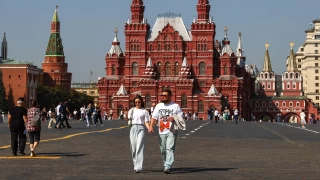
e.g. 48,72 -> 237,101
130,125 -> 146,171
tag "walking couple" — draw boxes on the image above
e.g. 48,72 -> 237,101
128,89 -> 186,174
8,98 -> 41,156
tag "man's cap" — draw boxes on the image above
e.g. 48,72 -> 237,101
17,97 -> 25,102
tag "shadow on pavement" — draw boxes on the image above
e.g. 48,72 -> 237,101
36,152 -> 86,157
144,167 -> 237,174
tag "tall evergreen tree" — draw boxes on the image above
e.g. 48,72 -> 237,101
0,71 -> 9,112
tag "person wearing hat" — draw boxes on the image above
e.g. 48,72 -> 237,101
8,97 -> 28,156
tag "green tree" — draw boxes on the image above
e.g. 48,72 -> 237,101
7,87 -> 14,109
0,71 -> 9,112
37,85 -> 94,112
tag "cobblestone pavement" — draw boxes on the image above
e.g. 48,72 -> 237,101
0,120 -> 319,179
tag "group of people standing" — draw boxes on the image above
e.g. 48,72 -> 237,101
127,89 -> 186,174
79,104 -> 104,126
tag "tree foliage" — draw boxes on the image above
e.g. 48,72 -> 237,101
0,71 -> 9,112
37,85 -> 94,111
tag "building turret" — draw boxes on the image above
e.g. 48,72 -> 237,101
131,0 -> 145,24
282,42 -> 302,96
236,32 -> 245,67
197,0 -> 210,23
255,43 -> 276,96
106,28 -> 125,77
1,32 -> 8,60
42,6 -> 72,89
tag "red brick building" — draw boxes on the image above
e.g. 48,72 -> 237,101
98,0 -> 255,120
42,6 -> 72,89
251,43 -> 319,122
0,33 -> 42,109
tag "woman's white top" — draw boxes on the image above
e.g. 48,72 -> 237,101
128,108 -> 150,125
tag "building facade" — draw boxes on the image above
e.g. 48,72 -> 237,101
252,43 -> 319,122
98,0 -> 255,120
296,18 -> 320,106
42,6 -> 72,89
71,82 -> 99,106
0,33 -> 42,109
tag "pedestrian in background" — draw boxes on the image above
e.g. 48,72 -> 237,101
8,97 -> 27,156
300,110 -> 306,129
128,95 -> 151,173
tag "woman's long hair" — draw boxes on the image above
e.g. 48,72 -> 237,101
133,95 -> 145,108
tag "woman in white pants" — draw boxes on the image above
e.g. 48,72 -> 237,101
128,95 -> 151,173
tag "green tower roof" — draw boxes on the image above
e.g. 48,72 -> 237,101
45,33 -> 64,56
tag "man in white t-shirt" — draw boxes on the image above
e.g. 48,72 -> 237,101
150,89 -> 184,174
80,106 -> 85,121
214,108 -> 219,123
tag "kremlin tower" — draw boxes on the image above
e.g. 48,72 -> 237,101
42,6 -> 72,89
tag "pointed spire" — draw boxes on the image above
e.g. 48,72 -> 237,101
116,84 -> 128,96
208,84 -> 219,96
113,27 -> 119,42
108,27 -> 123,56
52,5 -> 59,22
2,32 -> 7,42
146,57 -> 152,67
46,6 -> 64,56
127,17 -> 131,24
182,57 -> 188,67
1,32 -> 8,59
286,42 -> 298,72
262,43 -> 272,72
236,32 -> 243,57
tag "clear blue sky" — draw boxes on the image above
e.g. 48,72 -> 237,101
1,0 -> 320,83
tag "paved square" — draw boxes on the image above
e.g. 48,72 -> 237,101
0,120 -> 319,179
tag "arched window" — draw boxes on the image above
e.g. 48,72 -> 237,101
181,94 -> 187,108
197,44 -> 201,51
137,44 -> 140,51
111,65 -> 116,75
145,94 -> 151,108
198,101 -> 204,112
157,62 -> 161,75
109,96 -> 113,109
290,73 -> 293,79
149,44 -> 152,51
157,44 -> 161,51
224,65 -> 227,75
204,44 -> 207,51
199,62 -> 205,75
175,44 -> 179,51
165,62 -> 171,75
132,62 -> 138,75
174,62 -> 179,75
292,83 -> 296,89
265,74 -> 268,79
285,74 -> 288,78
133,44 -> 137,51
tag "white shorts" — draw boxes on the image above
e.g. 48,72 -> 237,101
301,119 -> 306,125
